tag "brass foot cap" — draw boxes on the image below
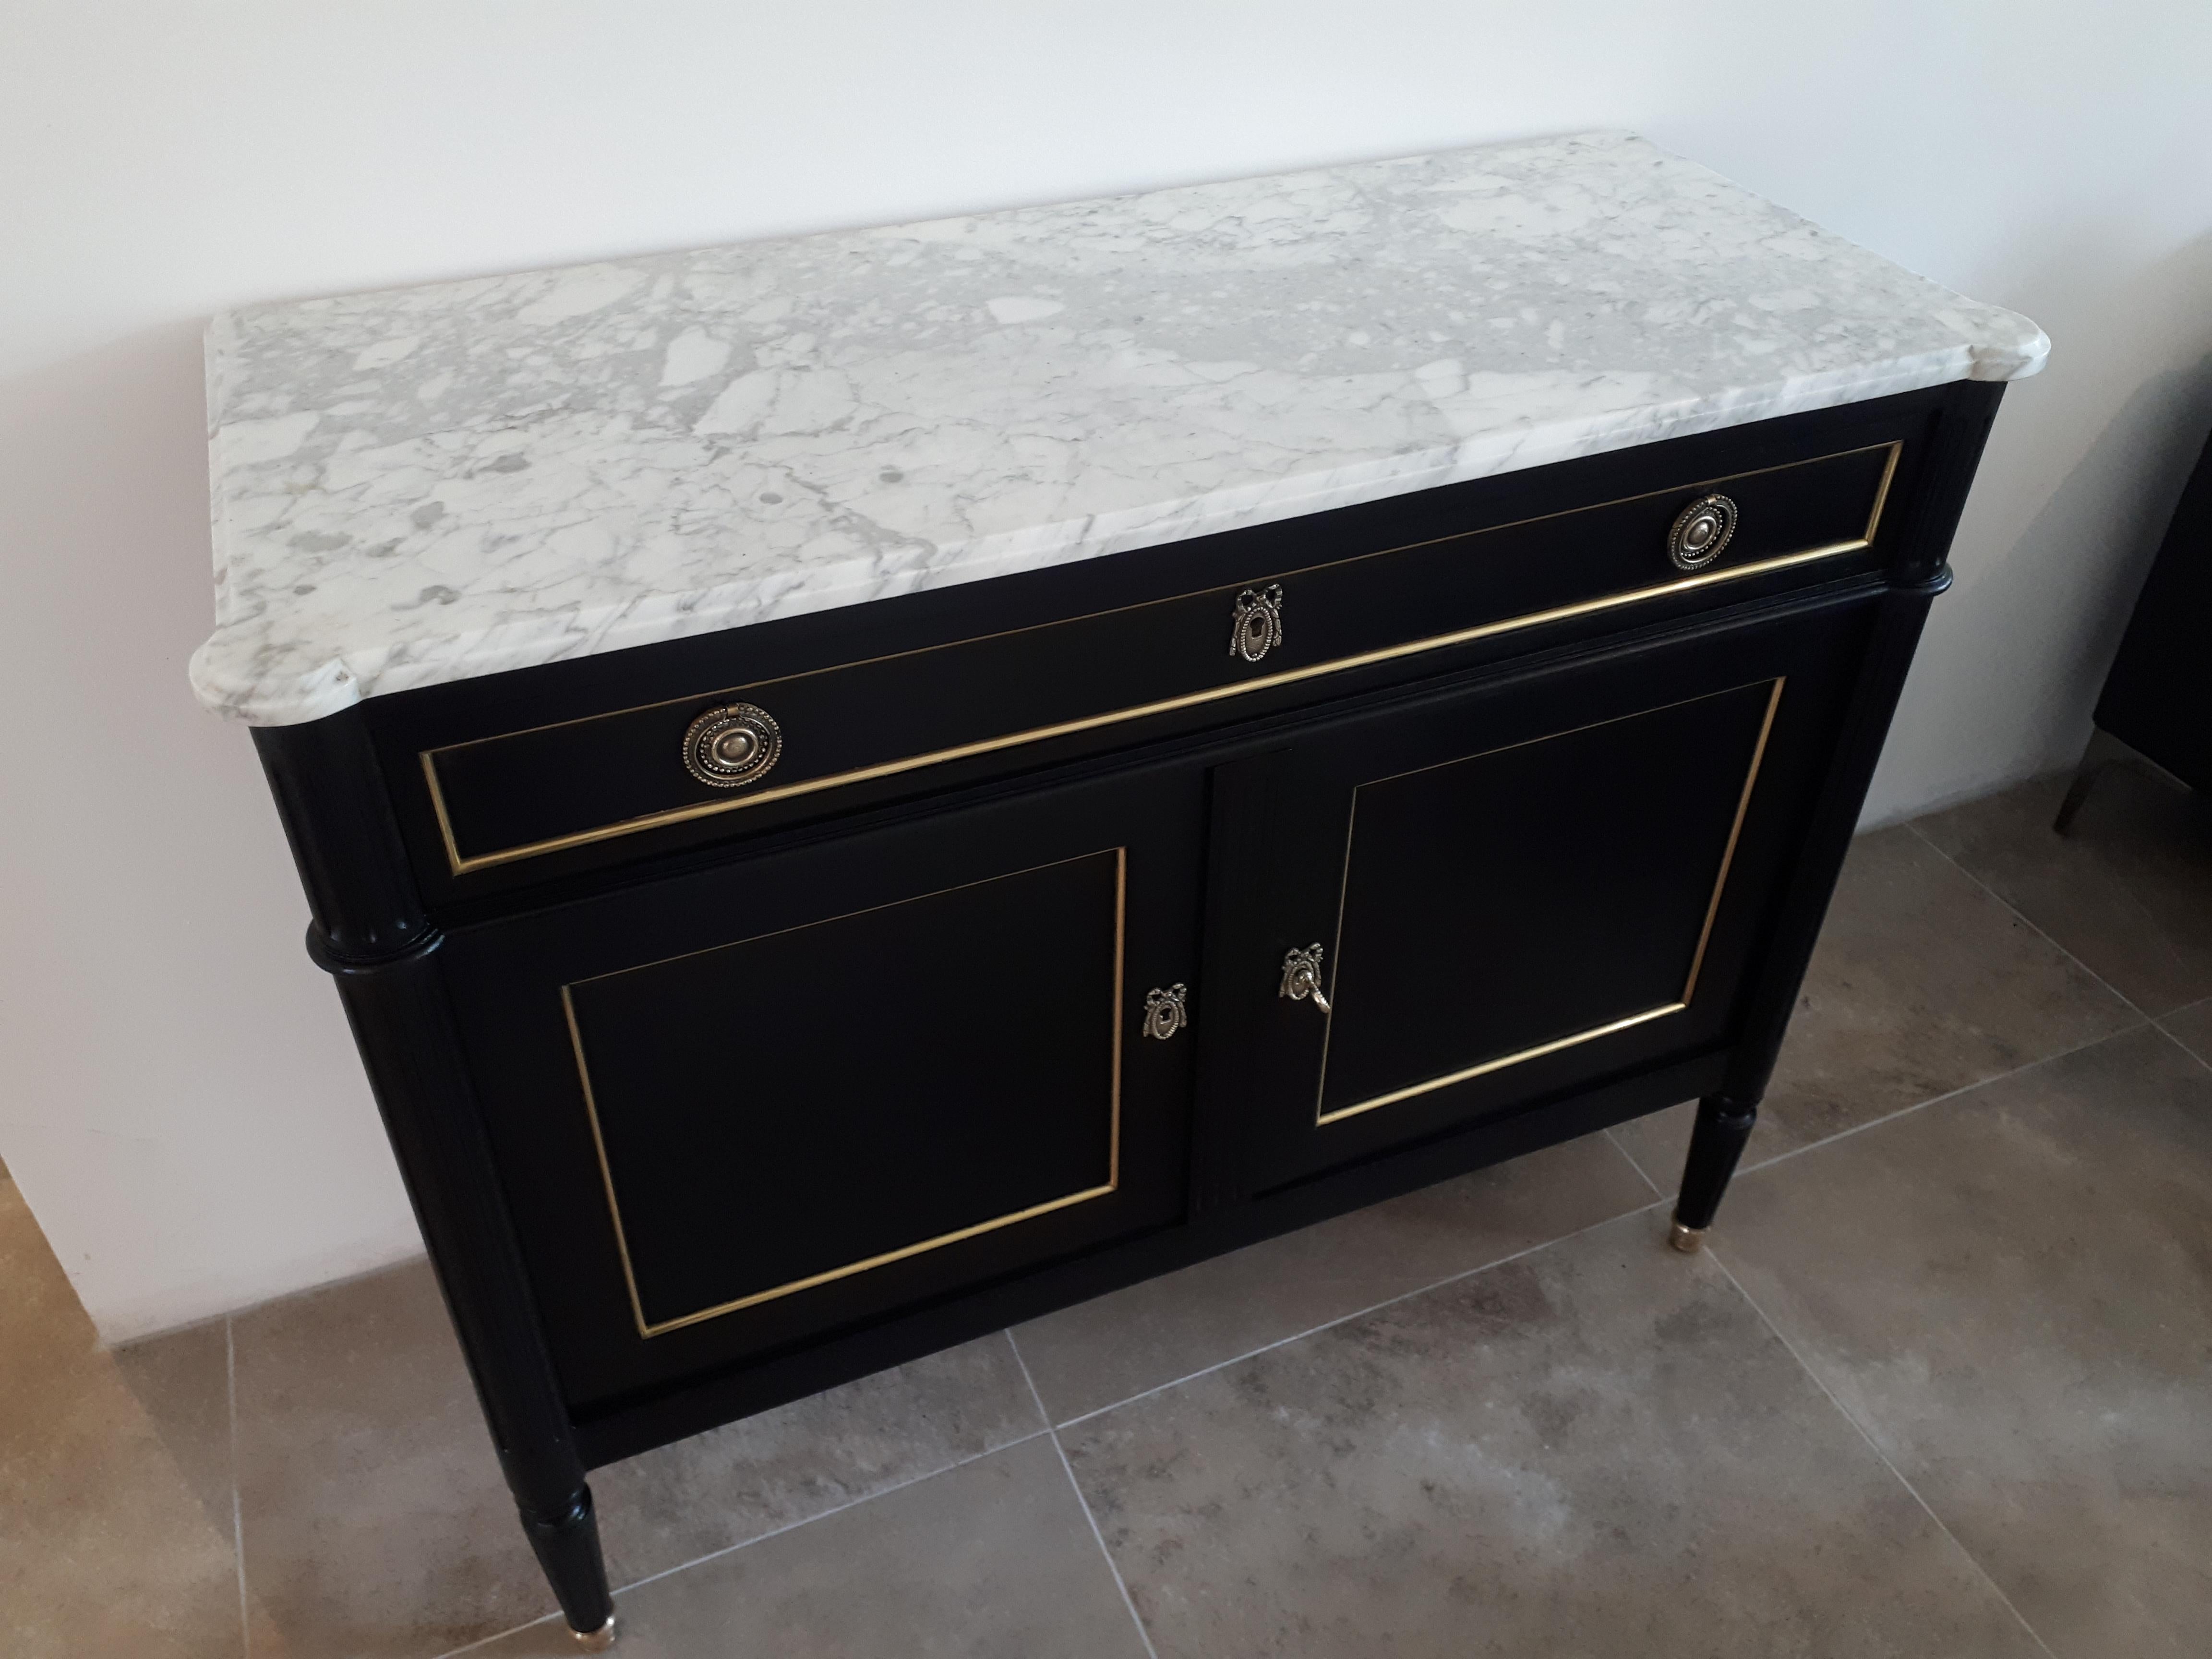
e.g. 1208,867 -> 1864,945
1668,1220 -> 1707,1254
572,1615 -> 617,1652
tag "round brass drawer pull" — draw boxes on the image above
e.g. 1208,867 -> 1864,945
1278,944 -> 1331,1014
682,702 -> 782,789
1228,583 -> 1285,663
1667,493 -> 1738,571
1142,984 -> 1190,1041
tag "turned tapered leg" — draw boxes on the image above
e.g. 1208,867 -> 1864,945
256,714 -> 620,1650
521,1487 -> 616,1649
1669,1092 -> 1759,1251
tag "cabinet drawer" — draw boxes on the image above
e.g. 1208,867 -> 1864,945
421,442 -> 1896,877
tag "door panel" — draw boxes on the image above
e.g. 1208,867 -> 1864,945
445,766 -> 1202,1411
1316,680 -> 1779,1124
1206,595 -> 1876,1191
566,849 -> 1127,1337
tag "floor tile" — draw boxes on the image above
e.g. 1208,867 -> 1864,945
232,1257 -> 1045,1655
109,1319 -> 236,1531
2154,994 -> 2212,1067
1916,767 -> 2212,1016
1013,1130 -> 1653,1424
591,1330 -> 1043,1584
1613,823 -> 2137,1183
1715,1025 -> 2212,1659
0,1181 -> 243,1659
232,1259 -> 546,1658
1062,1209 -> 2043,1659
476,1436 -> 1150,1659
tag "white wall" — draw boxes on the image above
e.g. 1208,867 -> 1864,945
3,0 -> 2208,1342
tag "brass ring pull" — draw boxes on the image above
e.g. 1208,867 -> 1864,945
682,703 -> 782,789
1279,944 -> 1331,1014
1667,493 -> 1738,571
1142,984 -> 1190,1040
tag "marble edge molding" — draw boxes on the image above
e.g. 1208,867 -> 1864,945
187,347 -> 2025,728
189,132 -> 2048,726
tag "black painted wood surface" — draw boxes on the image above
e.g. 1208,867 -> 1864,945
248,379 -> 2008,1635
421,442 -> 1892,876
365,388 -> 1957,914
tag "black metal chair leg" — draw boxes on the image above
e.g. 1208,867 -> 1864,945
2054,727 -> 2144,835
2054,727 -> 2189,836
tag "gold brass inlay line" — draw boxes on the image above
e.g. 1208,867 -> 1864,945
566,847 -> 1127,1339
1679,678 -> 1784,1004
424,443 -> 1900,875
1316,1004 -> 1687,1126
1311,676 -> 1787,1129
1863,438 -> 1902,544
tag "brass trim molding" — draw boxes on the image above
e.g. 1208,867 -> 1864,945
565,847 -> 1127,1339
1678,679 -> 1784,1003
1316,1004 -> 1686,1125
1311,676 -> 1786,1128
424,443 -> 1900,876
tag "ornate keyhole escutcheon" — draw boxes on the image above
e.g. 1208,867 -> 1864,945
682,702 -> 783,789
1667,493 -> 1739,572
1278,943 -> 1331,1014
1228,584 -> 1286,663
1142,984 -> 1190,1041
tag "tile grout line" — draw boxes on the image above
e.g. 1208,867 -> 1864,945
606,1427 -> 1043,1591
1945,781 -> 2211,1002
430,1425 -> 1057,1659
439,1031 -> 2144,1659
1603,814 -> 2154,1209
1905,821 -> 2151,1020
1602,817 -> 2164,1202
433,1184 -> 1678,1659
2149,1017 -> 2212,1079
1049,1194 -> 1671,1433
435,1040 -> 2108,1659
1699,1247 -> 2062,1659
1009,1333 -> 1162,1659
228,1315 -> 249,1659
1612,1022 -> 2149,1216
1603,1124 -> 1667,1197
436,821 -> 2141,1659
1723,1019 -> 2151,1186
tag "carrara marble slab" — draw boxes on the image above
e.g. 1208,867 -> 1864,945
191,131 -> 2045,724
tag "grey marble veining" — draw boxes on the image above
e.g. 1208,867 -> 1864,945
189,131 -> 2046,724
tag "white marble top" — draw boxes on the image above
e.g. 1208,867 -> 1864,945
190,131 -> 2045,724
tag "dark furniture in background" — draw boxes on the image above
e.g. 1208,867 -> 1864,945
253,381 -> 2006,1645
2058,427 -> 2212,830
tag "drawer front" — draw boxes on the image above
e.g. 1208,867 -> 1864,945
422,442 -> 1896,877
1200,590 -> 1878,1193
441,759 -> 1205,1409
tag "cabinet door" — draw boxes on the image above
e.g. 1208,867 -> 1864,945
1206,596 -> 1876,1192
443,762 -> 1203,1411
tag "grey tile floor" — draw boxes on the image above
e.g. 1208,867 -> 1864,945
7,765 -> 2212,1658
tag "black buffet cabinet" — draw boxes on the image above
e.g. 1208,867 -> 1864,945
252,381 -> 2003,1644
